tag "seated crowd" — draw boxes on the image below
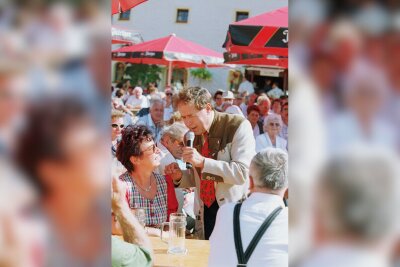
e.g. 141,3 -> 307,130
111,79 -> 289,267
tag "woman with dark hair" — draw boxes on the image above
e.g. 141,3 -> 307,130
247,105 -> 264,138
116,125 -> 178,227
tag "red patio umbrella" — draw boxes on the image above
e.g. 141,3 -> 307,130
112,26 -> 143,45
223,52 -> 288,69
112,34 -> 225,85
223,6 -> 288,56
112,0 -> 147,15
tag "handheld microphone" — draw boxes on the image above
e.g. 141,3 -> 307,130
184,131 -> 195,169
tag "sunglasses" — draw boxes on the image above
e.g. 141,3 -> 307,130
111,124 -> 124,129
269,123 -> 281,127
141,144 -> 157,154
166,93 -> 173,96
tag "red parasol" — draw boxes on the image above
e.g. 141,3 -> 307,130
223,6 -> 288,57
112,26 -> 143,45
112,34 -> 225,85
112,0 -> 147,15
223,52 -> 288,69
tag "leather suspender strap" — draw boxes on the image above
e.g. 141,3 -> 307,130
233,203 -> 245,266
244,206 -> 282,261
233,203 -> 283,267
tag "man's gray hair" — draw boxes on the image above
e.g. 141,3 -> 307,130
250,148 -> 288,190
162,122 -> 188,141
150,98 -> 163,109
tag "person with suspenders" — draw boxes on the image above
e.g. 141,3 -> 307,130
208,148 -> 288,267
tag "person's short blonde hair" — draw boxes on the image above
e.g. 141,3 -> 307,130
111,110 -> 124,120
177,87 -> 212,110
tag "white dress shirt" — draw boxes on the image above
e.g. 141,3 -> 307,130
209,193 -> 288,267
255,133 -> 287,153
125,95 -> 149,108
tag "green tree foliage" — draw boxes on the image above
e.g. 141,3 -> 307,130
125,64 -> 163,86
190,68 -> 212,86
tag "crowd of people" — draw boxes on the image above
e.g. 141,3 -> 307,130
110,77 -> 290,266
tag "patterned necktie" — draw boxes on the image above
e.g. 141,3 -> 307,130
200,133 -> 216,208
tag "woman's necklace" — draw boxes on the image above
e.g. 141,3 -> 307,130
135,174 -> 153,192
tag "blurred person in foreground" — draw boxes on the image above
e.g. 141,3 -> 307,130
116,125 -> 178,227
209,148 -> 288,267
328,63 -> 396,152
165,87 -> 255,240
15,97 -> 110,266
0,67 -> 26,157
0,162 -> 47,267
299,147 -> 400,267
136,98 -> 165,143
111,177 -> 153,267
256,114 -> 287,153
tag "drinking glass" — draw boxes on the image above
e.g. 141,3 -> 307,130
160,213 -> 187,255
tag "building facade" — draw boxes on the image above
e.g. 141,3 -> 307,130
112,0 -> 287,93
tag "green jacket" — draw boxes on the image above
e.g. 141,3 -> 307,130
111,236 -> 152,267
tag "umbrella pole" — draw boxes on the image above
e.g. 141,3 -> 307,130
167,61 -> 173,87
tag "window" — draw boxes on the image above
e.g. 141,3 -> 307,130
119,10 -> 131,20
176,9 -> 189,23
236,11 -> 249,22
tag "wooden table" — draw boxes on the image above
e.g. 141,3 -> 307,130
150,236 -> 210,267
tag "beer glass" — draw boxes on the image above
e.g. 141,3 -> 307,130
160,213 -> 187,255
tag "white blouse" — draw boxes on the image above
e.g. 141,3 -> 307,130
255,133 -> 287,153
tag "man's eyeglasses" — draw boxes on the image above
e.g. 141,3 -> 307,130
112,124 -> 124,129
269,123 -> 281,127
141,144 -> 157,154
166,93 -> 173,96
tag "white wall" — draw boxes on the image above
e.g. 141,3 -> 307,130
112,0 -> 288,93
